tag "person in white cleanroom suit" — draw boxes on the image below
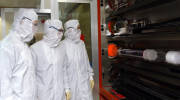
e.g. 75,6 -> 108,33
31,19 -> 71,100
63,19 -> 94,100
0,8 -> 38,100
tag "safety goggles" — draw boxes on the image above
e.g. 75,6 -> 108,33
67,27 -> 74,30
49,26 -> 64,32
67,25 -> 81,30
22,16 -> 38,26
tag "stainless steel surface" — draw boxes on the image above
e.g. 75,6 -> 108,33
51,0 -> 59,19
90,0 -> 99,99
0,0 -> 40,8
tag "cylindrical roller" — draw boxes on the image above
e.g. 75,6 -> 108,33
166,51 -> 180,65
143,49 -> 158,61
119,49 -> 143,58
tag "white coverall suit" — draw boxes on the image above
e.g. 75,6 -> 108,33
0,9 -> 38,100
31,19 -> 70,100
63,19 -> 94,100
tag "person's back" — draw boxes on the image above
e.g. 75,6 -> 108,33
0,8 -> 38,100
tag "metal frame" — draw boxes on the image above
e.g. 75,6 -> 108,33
90,0 -> 100,100
51,0 -> 59,19
41,0 -> 45,9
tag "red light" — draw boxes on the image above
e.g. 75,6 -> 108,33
108,44 -> 118,58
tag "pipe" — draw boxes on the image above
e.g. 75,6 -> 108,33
119,49 -> 158,61
108,44 -> 180,65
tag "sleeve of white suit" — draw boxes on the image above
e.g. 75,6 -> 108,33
82,42 -> 94,79
63,54 -> 70,90
0,49 -> 19,100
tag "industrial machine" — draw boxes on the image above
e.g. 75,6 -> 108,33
99,0 -> 180,100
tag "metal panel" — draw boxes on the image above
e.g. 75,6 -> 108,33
51,0 -> 59,19
90,0 -> 100,100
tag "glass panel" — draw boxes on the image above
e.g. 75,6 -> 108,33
59,3 -> 92,63
5,12 -> 14,36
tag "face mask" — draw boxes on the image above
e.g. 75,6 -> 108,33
51,32 -> 63,45
44,28 -> 63,47
19,20 -> 34,42
65,28 -> 81,43
74,29 -> 81,42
